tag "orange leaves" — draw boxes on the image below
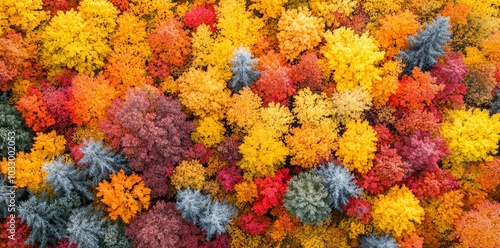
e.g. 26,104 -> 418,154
16,88 -> 55,132
389,67 -> 444,111
65,74 -> 118,126
148,18 -> 191,80
96,169 -> 151,223
374,11 -> 420,61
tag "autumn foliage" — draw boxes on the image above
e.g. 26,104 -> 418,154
2,0 -> 500,247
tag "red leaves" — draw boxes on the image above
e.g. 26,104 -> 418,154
16,87 -> 56,132
238,211 -> 271,235
185,4 -> 217,32
389,67 -> 444,112
100,85 -> 194,198
431,53 -> 468,108
125,201 -> 205,247
251,52 -> 295,107
252,168 -> 291,216
396,131 -> 449,173
216,164 -> 243,192
406,169 -> 458,199
290,53 -> 323,92
342,198 -> 372,224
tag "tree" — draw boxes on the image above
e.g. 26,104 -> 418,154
100,85 -> 194,197
238,211 -> 271,235
184,4 -> 217,31
171,160 -> 207,190
42,156 -> 93,200
16,87 -> 56,132
252,168 -> 291,216
249,0 -> 288,19
309,0 -> 358,27
359,232 -> 399,248
66,206 -> 105,248
0,93 -> 33,158
371,185 -> 424,237
96,169 -> 151,224
18,193 -> 81,247
191,117 -> 226,149
251,52 -> 295,106
0,32 -> 33,91
313,162 -> 361,211
284,172 -> 332,225
388,67 -> 444,112
148,18 -> 191,80
396,131 -> 449,173
0,0 -> 48,35
177,67 -> 231,119
374,11 -> 420,61
331,88 -> 372,123
101,222 -> 131,248
336,120 -> 378,174
398,16 -> 451,75
40,0 -> 118,76
277,7 -> 324,61
285,123 -> 337,168
453,200 -> 500,247
175,188 -> 236,240
238,123 -> 289,180
65,74 -> 118,127
227,46 -> 260,93
125,201 -> 205,248
78,139 -> 129,186
290,53 -> 323,92
321,27 -> 384,93
440,108 -> 500,164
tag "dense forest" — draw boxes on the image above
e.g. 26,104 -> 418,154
0,0 -> 500,247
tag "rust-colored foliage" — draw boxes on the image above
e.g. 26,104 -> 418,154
148,18 -> 191,80
16,87 -> 56,132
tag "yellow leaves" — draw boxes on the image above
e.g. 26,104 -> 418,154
292,88 -> 335,128
259,102 -> 293,138
177,67 -> 231,119
96,169 -> 151,223
226,87 -> 263,134
0,131 -> 66,193
277,7 -> 324,61
309,0 -> 358,26
109,13 -> 151,60
372,185 -> 425,237
372,60 -> 402,108
336,120 -> 377,174
331,88 -> 372,124
0,0 -> 48,35
216,0 -> 264,48
128,0 -> 176,31
191,117 -> 226,148
249,0 -> 288,19
171,160 -> 207,190
440,108 -> 500,164
238,123 -> 289,180
321,27 -> 385,93
41,0 -> 119,76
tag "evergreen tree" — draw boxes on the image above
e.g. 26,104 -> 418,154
0,93 -> 33,158
398,16 -> 451,75
101,222 -> 132,248
78,139 -> 130,186
283,172 -> 333,225
359,232 -> 399,248
43,156 -> 94,200
228,46 -> 260,93
66,206 -> 105,248
313,162 -> 361,211
18,192 -> 81,247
